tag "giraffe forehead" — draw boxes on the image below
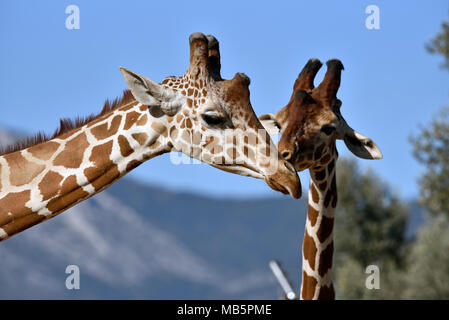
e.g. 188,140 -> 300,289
161,74 -> 261,131
314,110 -> 338,127
286,89 -> 339,126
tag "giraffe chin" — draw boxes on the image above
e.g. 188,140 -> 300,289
264,177 -> 289,195
264,176 -> 302,199
209,163 -> 301,198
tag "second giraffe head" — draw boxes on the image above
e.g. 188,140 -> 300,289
260,58 -> 382,171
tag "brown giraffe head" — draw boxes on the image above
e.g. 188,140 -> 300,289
259,58 -> 382,171
120,33 -> 301,198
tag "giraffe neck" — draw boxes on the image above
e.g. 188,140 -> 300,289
301,157 -> 337,300
0,100 -> 171,241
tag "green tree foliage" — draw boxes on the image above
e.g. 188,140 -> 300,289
333,158 -> 408,299
334,158 -> 408,266
403,217 -> 449,299
334,257 -> 406,300
426,12 -> 449,70
402,12 -> 449,299
411,107 -> 449,216
333,11 -> 449,299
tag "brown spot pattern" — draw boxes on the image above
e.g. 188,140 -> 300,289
315,169 -> 326,181
169,127 -> 178,140
151,122 -> 167,137
46,174 -> 90,213
327,159 -> 335,174
150,140 -> 161,150
124,111 -> 140,130
136,114 -> 148,126
91,115 -> 122,140
303,230 -> 317,270
318,242 -> 334,277
317,284 -> 335,300
319,182 -> 327,191
132,133 -> 148,146
317,216 -> 334,243
310,183 -> 319,203
53,132 -> 89,169
2,213 -> 46,239
83,141 -> 119,191
126,160 -> 142,172
118,135 -> 133,157
39,171 -> 63,201
84,141 -> 120,191
0,190 -> 32,225
46,185 -> 89,213
302,272 -> 318,300
86,141 -> 112,169
324,190 -> 332,208
307,205 -> 319,227
60,175 -> 77,195
4,152 -> 45,186
332,193 -> 338,208
28,141 -> 60,161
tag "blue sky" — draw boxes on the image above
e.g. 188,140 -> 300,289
1,0 -> 448,200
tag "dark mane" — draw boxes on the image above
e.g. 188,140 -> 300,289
0,90 -> 135,156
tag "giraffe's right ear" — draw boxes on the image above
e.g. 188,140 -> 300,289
258,113 -> 281,135
119,67 -> 182,116
337,118 -> 383,160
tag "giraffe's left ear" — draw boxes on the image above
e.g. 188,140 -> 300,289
120,67 -> 182,116
258,113 -> 281,135
337,118 -> 382,160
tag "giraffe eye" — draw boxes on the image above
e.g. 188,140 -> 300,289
202,113 -> 225,126
321,125 -> 336,136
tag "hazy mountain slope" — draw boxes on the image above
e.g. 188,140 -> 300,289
0,128 -> 25,150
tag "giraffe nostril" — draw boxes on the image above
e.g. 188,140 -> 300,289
281,150 -> 292,160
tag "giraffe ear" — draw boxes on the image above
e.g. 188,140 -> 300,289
337,118 -> 382,160
258,113 -> 281,135
120,67 -> 182,116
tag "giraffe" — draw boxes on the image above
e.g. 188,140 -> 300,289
259,58 -> 382,299
0,32 -> 301,242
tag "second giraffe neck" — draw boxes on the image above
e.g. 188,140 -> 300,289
301,158 -> 337,300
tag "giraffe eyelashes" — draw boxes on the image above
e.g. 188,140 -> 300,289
201,113 -> 226,126
321,125 -> 336,136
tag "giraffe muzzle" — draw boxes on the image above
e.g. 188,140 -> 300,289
266,160 -> 302,199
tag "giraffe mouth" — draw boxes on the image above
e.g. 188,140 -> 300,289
264,177 -> 290,195
209,163 -> 300,198
209,164 -> 265,179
